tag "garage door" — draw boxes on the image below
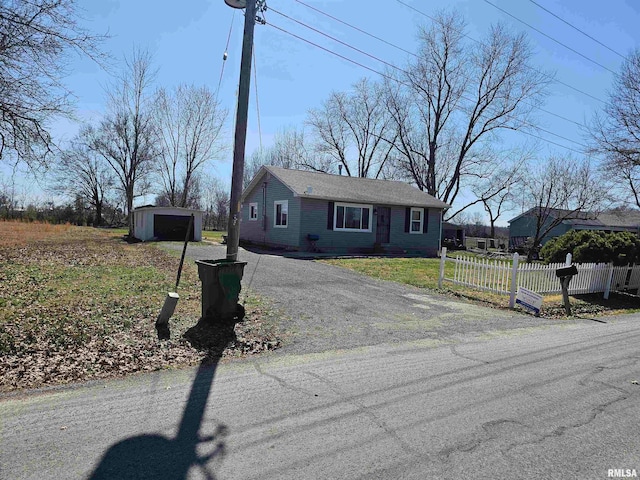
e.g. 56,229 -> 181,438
153,215 -> 194,241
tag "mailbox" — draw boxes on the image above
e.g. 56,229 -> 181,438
555,265 -> 578,278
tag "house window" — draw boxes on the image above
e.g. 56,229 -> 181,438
249,203 -> 258,221
410,208 -> 423,234
334,203 -> 372,232
274,200 -> 288,228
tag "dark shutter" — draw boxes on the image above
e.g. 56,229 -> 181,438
327,202 -> 334,230
405,207 -> 410,233
423,208 -> 429,233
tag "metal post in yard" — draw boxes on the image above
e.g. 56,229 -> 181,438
438,247 -> 447,289
509,253 -> 520,309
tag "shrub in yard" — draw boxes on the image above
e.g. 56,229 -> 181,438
540,230 -> 640,265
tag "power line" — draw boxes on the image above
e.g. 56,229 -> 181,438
282,1 -> 591,128
483,0 -> 618,75
252,47 -> 262,151
288,0 -> 589,127
264,20 -> 587,154
528,0 -> 626,59
293,0 -> 417,58
216,10 -> 236,102
395,0 -> 606,105
269,7 -> 403,73
266,21 -> 401,85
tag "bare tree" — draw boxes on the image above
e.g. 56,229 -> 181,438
518,156 -> 604,261
49,126 -> 114,226
384,11 -> 548,209
154,84 -> 227,207
589,49 -> 640,208
90,49 -> 158,236
243,128 -> 330,187
307,77 -> 396,178
0,0 -> 106,168
201,174 -> 229,231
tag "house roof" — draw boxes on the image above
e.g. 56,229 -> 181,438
133,206 -> 203,214
242,165 -> 451,209
508,206 -> 640,229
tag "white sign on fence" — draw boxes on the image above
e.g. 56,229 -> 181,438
515,287 -> 543,316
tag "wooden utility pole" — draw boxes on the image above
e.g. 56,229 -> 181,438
226,0 -> 257,261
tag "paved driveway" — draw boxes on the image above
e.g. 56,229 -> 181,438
175,243 -> 575,355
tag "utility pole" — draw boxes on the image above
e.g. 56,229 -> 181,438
226,0 -> 258,261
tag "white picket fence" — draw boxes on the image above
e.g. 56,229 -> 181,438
438,247 -> 640,305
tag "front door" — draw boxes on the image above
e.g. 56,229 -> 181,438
376,207 -> 390,244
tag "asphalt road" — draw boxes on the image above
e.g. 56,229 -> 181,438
1,315 -> 639,479
177,243 -> 569,355
3,244 -> 639,479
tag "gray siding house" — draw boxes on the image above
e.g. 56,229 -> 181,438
508,207 -> 640,249
240,166 -> 450,255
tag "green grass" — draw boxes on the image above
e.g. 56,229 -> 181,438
0,225 -> 282,391
321,256 -> 640,317
322,257 -> 452,290
202,230 -> 227,243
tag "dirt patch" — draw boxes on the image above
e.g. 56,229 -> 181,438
0,224 -> 282,392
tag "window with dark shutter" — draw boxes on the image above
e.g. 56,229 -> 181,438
327,201 -> 334,230
405,207 -> 410,233
423,208 -> 429,233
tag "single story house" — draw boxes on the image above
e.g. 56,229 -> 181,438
508,207 -> 640,249
133,206 -> 203,242
240,166 -> 450,255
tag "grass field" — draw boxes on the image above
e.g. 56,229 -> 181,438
0,221 -> 280,392
202,230 -> 226,243
322,256 -> 640,317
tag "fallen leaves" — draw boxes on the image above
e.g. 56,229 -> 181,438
0,225 -> 282,392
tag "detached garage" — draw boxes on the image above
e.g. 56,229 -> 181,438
133,206 -> 203,242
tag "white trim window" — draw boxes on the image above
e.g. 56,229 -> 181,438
410,207 -> 424,234
334,203 -> 372,232
274,200 -> 288,228
249,202 -> 258,221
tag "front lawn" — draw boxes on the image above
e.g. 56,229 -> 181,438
321,256 -> 640,318
0,221 -> 280,392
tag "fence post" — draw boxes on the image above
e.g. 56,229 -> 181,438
604,263 -> 614,300
509,253 -> 519,308
438,247 -> 447,289
565,252 -> 572,265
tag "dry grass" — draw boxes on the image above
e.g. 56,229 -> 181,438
0,224 -> 281,392
0,220 -> 72,247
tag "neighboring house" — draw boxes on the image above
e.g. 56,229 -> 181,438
508,207 -> 640,249
441,222 -> 466,249
133,206 -> 203,242
240,166 -> 450,255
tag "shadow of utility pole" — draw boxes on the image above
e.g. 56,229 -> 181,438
88,313 -> 243,480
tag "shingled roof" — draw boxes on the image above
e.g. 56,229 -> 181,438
242,165 -> 451,209
509,207 -> 640,229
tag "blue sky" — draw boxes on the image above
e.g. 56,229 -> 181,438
5,0 -> 640,223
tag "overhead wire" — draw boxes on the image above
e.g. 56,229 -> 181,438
294,0 -> 587,128
275,4 -> 589,131
482,0 -> 618,75
293,0 -> 417,58
263,19 -> 586,154
269,7 -> 404,74
253,47 -> 263,151
395,0 -> 606,105
528,0 -> 626,60
216,10 -> 236,102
